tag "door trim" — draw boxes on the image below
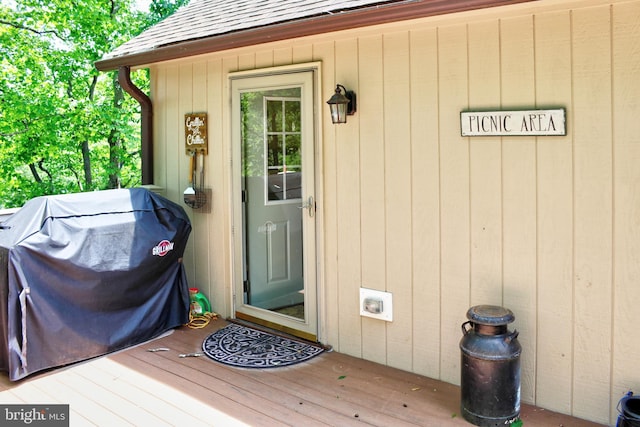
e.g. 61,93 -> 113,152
228,62 -> 324,342
235,312 -> 317,342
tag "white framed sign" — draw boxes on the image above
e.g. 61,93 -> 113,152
461,108 -> 566,137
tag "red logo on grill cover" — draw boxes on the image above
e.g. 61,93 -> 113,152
152,240 -> 174,257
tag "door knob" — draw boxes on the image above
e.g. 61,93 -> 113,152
298,196 -> 315,217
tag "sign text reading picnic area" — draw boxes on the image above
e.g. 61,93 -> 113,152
461,108 -> 566,137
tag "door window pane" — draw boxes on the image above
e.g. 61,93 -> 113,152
264,96 -> 301,202
267,100 -> 283,132
285,100 -> 300,132
267,134 -> 283,168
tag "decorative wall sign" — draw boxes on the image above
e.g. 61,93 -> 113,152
461,108 -> 566,137
185,113 -> 208,154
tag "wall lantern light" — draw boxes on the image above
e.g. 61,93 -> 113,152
326,84 -> 356,124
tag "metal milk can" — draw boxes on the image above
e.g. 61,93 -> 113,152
460,305 -> 522,426
617,391 -> 640,427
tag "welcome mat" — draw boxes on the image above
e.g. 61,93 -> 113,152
202,324 -> 324,368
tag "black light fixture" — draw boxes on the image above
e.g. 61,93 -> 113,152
326,84 -> 356,124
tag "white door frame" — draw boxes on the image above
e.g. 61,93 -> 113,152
229,63 -> 324,342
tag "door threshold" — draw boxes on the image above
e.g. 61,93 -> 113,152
231,313 -> 321,346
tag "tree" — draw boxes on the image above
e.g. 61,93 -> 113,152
0,0 -> 188,208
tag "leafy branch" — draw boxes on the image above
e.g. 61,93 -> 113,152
0,19 -> 65,42
0,0 -> 189,208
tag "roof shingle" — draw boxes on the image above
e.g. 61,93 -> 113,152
105,0 -> 401,59
97,0 -> 535,70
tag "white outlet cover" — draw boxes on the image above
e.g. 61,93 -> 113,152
359,287 -> 393,322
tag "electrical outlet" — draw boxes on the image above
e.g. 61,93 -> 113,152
359,287 -> 393,322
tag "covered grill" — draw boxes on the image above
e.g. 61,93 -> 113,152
0,188 -> 191,380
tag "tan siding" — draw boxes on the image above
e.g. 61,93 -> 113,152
191,61 -> 211,301
273,47 -> 293,66
255,51 -> 273,68
205,57 -> 229,317
292,44 -> 313,63
612,0 -> 640,419
359,34 -> 387,365
334,38 -> 363,358
238,53 -> 255,70
163,65 -> 182,204
179,64 -> 196,287
499,15 -> 538,406
409,27 -> 441,379
572,5 -> 613,423
437,23 -> 471,386
468,20 -> 503,307
148,1 -> 640,424
383,31 -> 413,371
534,9 -> 575,416
151,67 -> 167,190
313,40 -> 340,348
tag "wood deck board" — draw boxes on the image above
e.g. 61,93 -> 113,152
59,369 -> 169,426
159,359 -> 353,426
109,352 -> 285,426
72,359 -> 204,426
19,371 -> 129,426
86,357 -> 224,425
270,356 -> 458,423
148,323 -> 450,425
117,351 -> 338,427
237,355 -> 443,425
0,320 -> 605,426
239,366 -> 420,427
119,332 -> 364,426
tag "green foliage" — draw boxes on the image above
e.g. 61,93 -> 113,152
0,0 -> 188,208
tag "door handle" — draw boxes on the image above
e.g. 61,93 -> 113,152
298,196 -> 315,217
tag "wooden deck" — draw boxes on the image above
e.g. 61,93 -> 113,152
0,319 -> 605,426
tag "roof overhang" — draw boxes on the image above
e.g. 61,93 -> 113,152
95,0 -> 536,71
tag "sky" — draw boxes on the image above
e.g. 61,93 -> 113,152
135,0 -> 151,12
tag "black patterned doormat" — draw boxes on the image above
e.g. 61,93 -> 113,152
202,324 -> 324,368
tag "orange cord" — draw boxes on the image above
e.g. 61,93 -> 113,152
186,311 -> 218,329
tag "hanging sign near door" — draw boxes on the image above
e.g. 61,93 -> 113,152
461,108 -> 566,137
185,113 -> 208,154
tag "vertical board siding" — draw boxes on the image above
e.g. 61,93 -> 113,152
533,9 -> 575,417
334,38 -> 363,358
612,1 -> 640,420
151,67 -> 166,190
571,6 -> 613,423
409,27 -> 441,379
292,44 -> 313,63
191,62 -> 211,299
149,1 -> 640,424
312,41 -> 340,348
273,47 -> 293,66
205,57 -> 229,316
437,24 -> 472,386
467,20 -> 504,307
163,65 -> 181,204
359,34 -> 388,365
499,15 -> 538,406
178,64 -> 197,291
238,53 -> 255,70
383,31 -> 413,372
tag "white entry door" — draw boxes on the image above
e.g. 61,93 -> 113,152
231,67 -> 318,341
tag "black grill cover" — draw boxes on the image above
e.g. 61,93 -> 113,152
0,188 -> 191,380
